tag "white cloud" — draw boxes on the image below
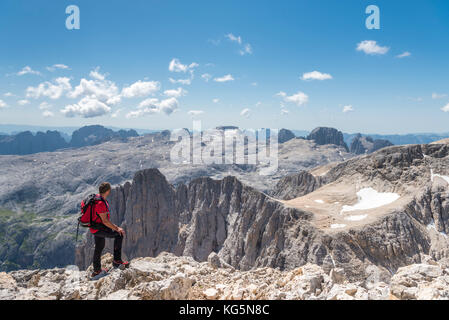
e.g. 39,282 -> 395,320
301,71 -> 333,81
280,108 -> 289,115
121,80 -> 160,98
127,97 -> 179,118
18,99 -> 30,106
111,109 -> 122,118
39,102 -> 52,110
251,82 -> 258,86
239,43 -> 252,56
441,103 -> 449,113
61,96 -> 111,118
67,75 -> 120,105
169,77 -> 192,85
46,64 -> 70,72
356,40 -> 389,55
0,100 -> 7,108
396,51 -> 411,58
212,98 -> 219,103
17,66 -> 41,76
201,73 -> 212,82
26,77 -> 72,100
214,74 -> 234,82
187,110 -> 204,117
89,67 -> 106,81
4,92 -> 14,97
225,33 -> 242,44
255,101 -> 261,107
169,58 -> 199,73
342,105 -> 354,113
163,87 -> 187,98
42,110 -> 54,118
240,108 -> 250,118
225,33 -> 253,56
276,91 -> 308,106
432,93 -> 447,99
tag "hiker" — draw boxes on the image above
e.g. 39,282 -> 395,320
90,182 -> 129,277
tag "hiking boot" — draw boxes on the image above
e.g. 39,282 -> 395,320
113,260 -> 130,269
91,268 -> 109,279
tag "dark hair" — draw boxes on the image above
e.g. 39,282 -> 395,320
99,182 -> 111,194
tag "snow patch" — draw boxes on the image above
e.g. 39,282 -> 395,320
314,199 -> 324,204
344,214 -> 368,222
430,169 -> 449,184
340,188 -> 400,214
427,221 -> 448,238
330,224 -> 346,229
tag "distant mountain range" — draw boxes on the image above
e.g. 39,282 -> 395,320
0,125 -> 140,155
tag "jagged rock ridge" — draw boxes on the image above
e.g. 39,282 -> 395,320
307,127 -> 349,151
350,133 -> 393,155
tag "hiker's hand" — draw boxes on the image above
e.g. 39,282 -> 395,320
117,227 -> 125,237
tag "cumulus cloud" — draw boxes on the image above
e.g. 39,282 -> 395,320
187,110 -> 204,117
201,73 -> 212,82
356,40 -> 389,55
18,99 -> 30,106
441,103 -> 449,113
4,92 -> 14,97
111,109 -> 122,118
46,64 -> 70,72
169,58 -> 199,73
39,102 -> 52,110
126,97 -> 179,118
214,74 -> 234,82
26,77 -> 72,100
42,110 -> 54,117
225,33 -> 242,44
239,44 -> 252,56
276,91 -> 308,106
280,108 -> 289,115
0,100 -> 7,108
61,96 -> 111,118
169,77 -> 192,85
89,67 -> 106,81
225,33 -> 253,56
67,74 -> 120,105
17,66 -> 41,76
121,80 -> 160,98
240,108 -> 250,118
163,87 -> 187,98
396,51 -> 411,58
342,105 -> 354,113
301,71 -> 333,81
212,98 -> 219,103
432,93 -> 447,99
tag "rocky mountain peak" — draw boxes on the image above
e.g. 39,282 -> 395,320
307,127 -> 349,151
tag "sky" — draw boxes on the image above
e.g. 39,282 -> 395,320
0,0 -> 449,134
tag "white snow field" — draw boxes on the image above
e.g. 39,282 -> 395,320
330,224 -> 347,229
340,188 -> 400,214
344,214 -> 368,221
431,169 -> 449,184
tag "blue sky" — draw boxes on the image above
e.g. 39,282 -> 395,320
0,0 -> 449,134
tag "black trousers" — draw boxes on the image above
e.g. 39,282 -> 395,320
92,225 -> 123,272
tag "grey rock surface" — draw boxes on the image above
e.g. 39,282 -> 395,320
350,133 -> 393,155
307,127 -> 349,152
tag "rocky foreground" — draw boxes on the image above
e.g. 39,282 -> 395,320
1,252 -> 449,300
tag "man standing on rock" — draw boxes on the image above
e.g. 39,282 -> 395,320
90,182 -> 129,278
